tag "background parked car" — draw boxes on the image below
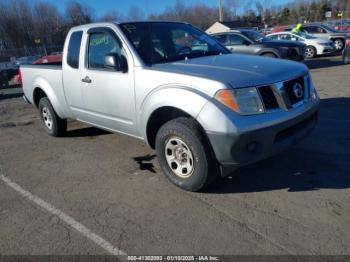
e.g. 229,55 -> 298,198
15,54 -> 63,86
15,56 -> 40,68
0,68 -> 19,88
282,23 -> 350,51
300,24 -> 350,51
267,31 -> 335,58
270,25 -> 289,34
211,29 -> 305,61
343,38 -> 350,64
259,28 -> 272,35
33,54 -> 62,64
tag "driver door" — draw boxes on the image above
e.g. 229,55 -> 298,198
79,28 -> 137,135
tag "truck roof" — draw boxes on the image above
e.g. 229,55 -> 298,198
70,21 -> 189,31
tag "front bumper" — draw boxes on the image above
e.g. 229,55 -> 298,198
319,46 -> 335,55
206,103 -> 319,172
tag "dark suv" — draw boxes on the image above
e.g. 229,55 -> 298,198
211,30 -> 305,61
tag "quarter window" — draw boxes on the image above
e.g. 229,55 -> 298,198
67,31 -> 83,69
88,31 -> 122,70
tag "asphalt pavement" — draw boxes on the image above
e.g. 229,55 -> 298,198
0,55 -> 349,256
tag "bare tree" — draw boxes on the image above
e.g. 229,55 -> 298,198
66,1 -> 94,26
33,2 -> 64,46
224,0 -> 242,19
99,11 -> 124,22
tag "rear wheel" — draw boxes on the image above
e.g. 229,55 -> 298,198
155,117 -> 219,192
38,97 -> 67,137
304,46 -> 316,58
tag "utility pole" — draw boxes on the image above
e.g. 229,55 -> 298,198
218,0 -> 223,22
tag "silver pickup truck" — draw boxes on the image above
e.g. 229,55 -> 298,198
21,21 -> 320,191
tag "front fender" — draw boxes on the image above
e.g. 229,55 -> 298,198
138,85 -> 212,140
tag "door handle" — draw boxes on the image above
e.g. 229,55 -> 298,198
81,76 -> 92,83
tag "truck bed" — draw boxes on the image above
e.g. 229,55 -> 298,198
21,63 -> 70,118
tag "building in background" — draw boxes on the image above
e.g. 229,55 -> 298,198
206,21 -> 261,34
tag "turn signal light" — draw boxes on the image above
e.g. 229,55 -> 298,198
214,90 -> 239,112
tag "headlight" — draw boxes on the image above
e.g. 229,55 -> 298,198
214,87 -> 264,115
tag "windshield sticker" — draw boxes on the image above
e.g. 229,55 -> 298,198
90,35 -> 109,46
123,24 -> 137,33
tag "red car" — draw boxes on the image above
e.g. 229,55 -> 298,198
270,25 -> 289,33
33,54 -> 62,64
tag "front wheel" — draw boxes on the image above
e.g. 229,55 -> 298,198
304,46 -> 316,58
333,39 -> 344,51
38,97 -> 67,137
155,117 -> 219,192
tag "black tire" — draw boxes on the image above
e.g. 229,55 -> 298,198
333,38 -> 344,51
38,97 -> 67,137
155,117 -> 219,192
304,46 -> 316,58
261,52 -> 277,58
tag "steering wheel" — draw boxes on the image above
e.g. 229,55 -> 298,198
177,46 -> 192,55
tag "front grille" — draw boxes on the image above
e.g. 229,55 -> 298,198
284,76 -> 305,104
258,85 -> 279,110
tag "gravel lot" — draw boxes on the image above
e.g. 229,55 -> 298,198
0,55 -> 349,256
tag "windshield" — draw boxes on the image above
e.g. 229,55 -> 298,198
294,31 -> 316,39
241,30 -> 267,42
120,22 -> 229,65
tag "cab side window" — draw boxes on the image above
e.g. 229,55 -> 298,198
67,31 -> 83,69
88,31 -> 122,70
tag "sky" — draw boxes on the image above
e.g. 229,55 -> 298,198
30,0 -> 292,18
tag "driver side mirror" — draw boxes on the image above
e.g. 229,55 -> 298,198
104,53 -> 128,72
243,40 -> 251,46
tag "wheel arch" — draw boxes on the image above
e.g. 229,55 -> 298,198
258,49 -> 280,58
31,77 -> 67,118
139,86 -> 214,148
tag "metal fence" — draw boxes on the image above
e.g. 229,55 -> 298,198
0,45 -> 63,63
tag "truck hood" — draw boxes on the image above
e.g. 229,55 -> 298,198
152,54 -> 308,88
